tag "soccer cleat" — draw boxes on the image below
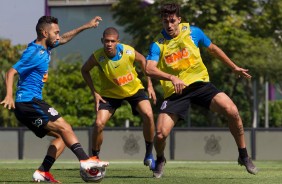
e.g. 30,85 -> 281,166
153,157 -> 166,178
238,156 -> 258,175
90,156 -> 110,167
144,153 -> 156,170
32,170 -> 61,183
80,156 -> 109,171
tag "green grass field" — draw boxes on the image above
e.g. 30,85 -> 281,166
0,160 -> 282,184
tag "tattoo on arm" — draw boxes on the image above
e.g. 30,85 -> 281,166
60,26 -> 85,45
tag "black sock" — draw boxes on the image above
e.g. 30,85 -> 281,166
92,149 -> 100,157
157,155 -> 165,162
238,148 -> 248,159
70,143 -> 89,161
145,141 -> 153,156
38,155 -> 55,172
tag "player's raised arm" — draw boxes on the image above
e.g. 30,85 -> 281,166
59,16 -> 102,45
207,43 -> 251,79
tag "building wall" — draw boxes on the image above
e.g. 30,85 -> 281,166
1,128 -> 281,161
49,5 -> 132,62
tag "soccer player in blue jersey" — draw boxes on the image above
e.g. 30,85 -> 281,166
145,3 -> 258,178
0,15 -> 108,183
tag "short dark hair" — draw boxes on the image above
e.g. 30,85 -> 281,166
36,16 -> 58,37
160,3 -> 181,17
103,27 -> 119,38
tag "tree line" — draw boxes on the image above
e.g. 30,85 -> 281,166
1,0 -> 281,128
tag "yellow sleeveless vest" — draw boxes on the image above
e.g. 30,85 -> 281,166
93,44 -> 144,99
154,23 -> 209,98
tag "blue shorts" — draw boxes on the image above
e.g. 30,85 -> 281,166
159,82 -> 221,120
14,98 -> 61,138
99,89 -> 149,116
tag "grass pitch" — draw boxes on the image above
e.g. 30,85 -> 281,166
0,160 -> 281,184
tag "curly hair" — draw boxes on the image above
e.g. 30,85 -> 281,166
160,3 -> 181,18
36,16 -> 58,37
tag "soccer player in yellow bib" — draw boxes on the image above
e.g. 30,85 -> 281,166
145,3 -> 258,178
81,27 -> 156,171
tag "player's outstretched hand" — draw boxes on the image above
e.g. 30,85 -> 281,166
233,66 -> 252,79
0,96 -> 15,110
86,16 -> 102,29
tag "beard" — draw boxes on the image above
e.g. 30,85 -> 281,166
46,37 -> 56,48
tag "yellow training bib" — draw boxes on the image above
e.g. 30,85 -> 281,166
154,23 -> 209,98
94,44 -> 144,99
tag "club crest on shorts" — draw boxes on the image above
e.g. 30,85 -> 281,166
33,118 -> 43,127
160,101 -> 168,110
48,107 -> 58,116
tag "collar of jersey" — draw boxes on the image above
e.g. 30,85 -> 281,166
28,40 -> 52,51
108,43 -> 123,61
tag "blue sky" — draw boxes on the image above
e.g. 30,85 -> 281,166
0,0 -> 45,45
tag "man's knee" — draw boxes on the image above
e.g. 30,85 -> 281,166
94,119 -> 106,131
225,104 -> 241,121
142,111 -> 154,124
155,131 -> 167,141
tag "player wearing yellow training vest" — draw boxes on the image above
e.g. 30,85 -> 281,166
93,44 -> 144,98
152,22 -> 210,98
81,27 -> 156,171
145,3 -> 258,178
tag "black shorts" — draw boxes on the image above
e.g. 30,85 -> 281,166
159,82 -> 221,120
99,89 -> 149,116
14,98 -> 61,138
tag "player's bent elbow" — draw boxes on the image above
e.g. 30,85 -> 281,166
81,66 -> 86,73
144,66 -> 155,77
145,61 -> 155,77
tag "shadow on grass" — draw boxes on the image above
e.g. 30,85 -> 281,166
108,175 -> 151,179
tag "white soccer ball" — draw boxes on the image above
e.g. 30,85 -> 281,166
80,166 -> 106,183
